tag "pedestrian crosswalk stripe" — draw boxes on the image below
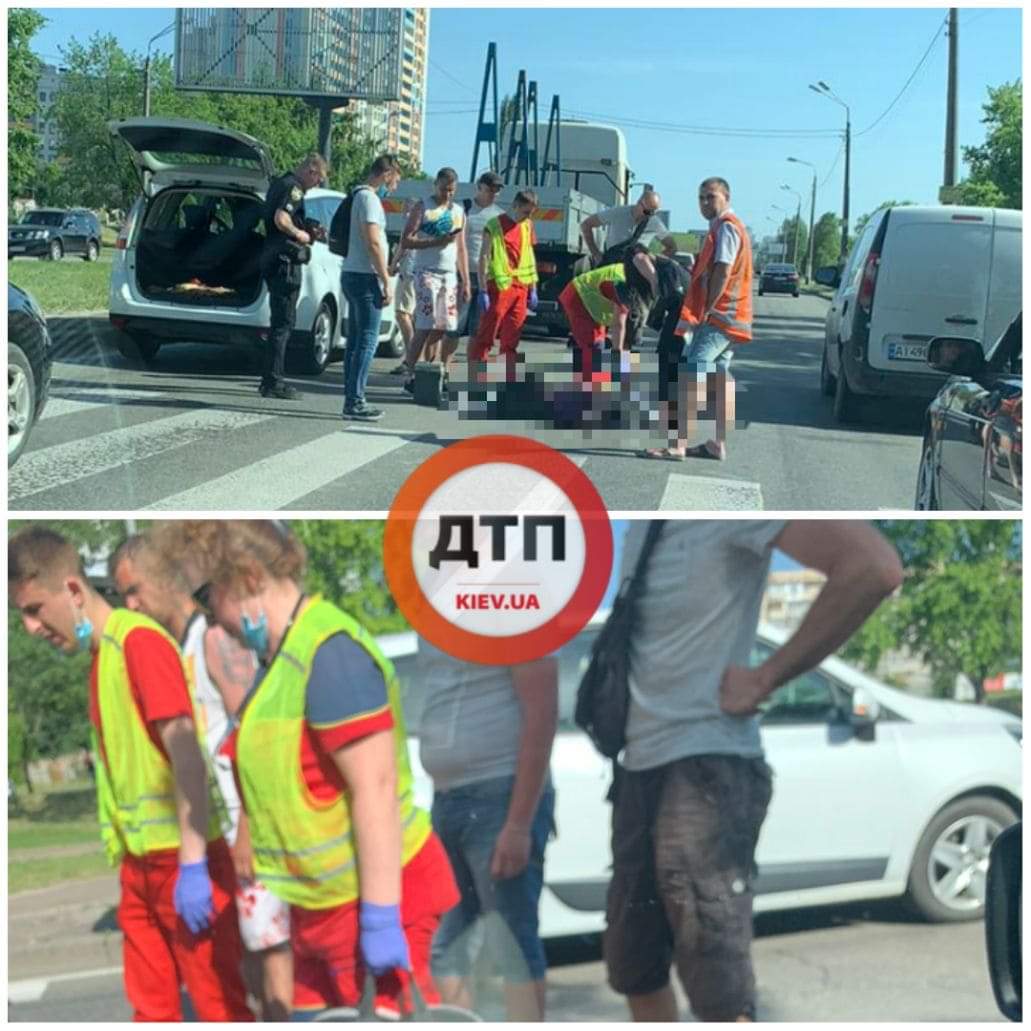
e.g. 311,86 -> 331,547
658,471 -> 764,511
144,426 -> 424,511
41,387 -> 168,421
8,408 -> 271,503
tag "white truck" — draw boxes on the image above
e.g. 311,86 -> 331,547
384,121 -> 642,337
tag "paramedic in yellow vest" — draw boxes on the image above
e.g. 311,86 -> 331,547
111,533 -> 293,1022
559,251 -> 658,382
643,176 -> 753,462
7,526 -> 252,1023
152,520 -> 460,1019
469,190 -> 540,366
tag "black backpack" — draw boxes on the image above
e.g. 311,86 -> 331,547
574,521 -> 665,759
328,185 -> 372,258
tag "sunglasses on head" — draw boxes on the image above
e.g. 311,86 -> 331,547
192,582 -> 213,611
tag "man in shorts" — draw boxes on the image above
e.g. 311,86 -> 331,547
111,535 -> 293,1021
416,639 -> 558,1020
606,520 -> 902,1021
388,210 -> 418,376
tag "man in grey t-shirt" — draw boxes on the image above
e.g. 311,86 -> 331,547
415,639 -> 558,1021
581,188 -> 678,267
605,520 -> 902,1023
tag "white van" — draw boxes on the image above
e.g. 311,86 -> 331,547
107,118 -> 401,374
819,206 -> 1022,423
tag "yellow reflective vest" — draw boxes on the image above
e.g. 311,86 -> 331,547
573,262 -> 627,327
235,597 -> 431,909
485,216 -> 538,291
92,609 -> 222,865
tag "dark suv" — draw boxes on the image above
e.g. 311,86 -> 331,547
8,208 -> 102,262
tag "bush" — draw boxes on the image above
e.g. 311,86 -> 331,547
984,689 -> 1022,717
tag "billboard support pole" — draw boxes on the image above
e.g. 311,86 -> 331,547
540,95 -> 561,188
527,80 -> 540,185
315,101 -> 335,166
470,43 -> 500,180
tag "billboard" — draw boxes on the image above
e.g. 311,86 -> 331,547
175,8 -> 404,102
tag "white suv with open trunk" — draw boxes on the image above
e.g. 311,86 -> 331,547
107,117 -> 401,374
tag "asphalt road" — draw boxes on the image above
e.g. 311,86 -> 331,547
9,898 -> 1002,1022
11,292 -> 926,512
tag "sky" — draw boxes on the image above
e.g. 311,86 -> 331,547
30,5 -> 1022,241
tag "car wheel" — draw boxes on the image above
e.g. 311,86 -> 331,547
299,301 -> 334,375
793,290 -> 800,298
8,343 -> 37,468
376,323 -> 405,359
83,240 -> 99,262
832,349 -> 858,423
47,239 -> 64,262
914,441 -> 940,510
907,796 -> 1017,923
819,347 -> 836,397
115,333 -> 160,364
758,288 -> 764,296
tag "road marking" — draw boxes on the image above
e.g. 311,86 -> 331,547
8,965 -> 125,1004
658,471 -> 764,511
9,408 -> 271,503
41,387 -> 168,420
144,426 -> 424,510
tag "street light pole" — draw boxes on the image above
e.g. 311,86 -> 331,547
144,22 -> 176,117
788,157 -> 818,282
809,81 -> 852,261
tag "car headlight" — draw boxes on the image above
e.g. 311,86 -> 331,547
1005,724 -> 1022,747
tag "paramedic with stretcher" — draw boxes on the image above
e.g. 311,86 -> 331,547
154,520 -> 460,1019
468,190 -> 540,373
259,153 -> 328,402
8,526 -> 252,1022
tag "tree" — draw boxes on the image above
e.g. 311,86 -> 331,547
852,200 -> 916,240
955,81 -> 1021,209
8,8 -> 46,199
811,211 -> 842,269
841,521 -> 1021,703
777,215 -> 809,270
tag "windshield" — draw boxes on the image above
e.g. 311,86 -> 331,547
21,211 -> 64,227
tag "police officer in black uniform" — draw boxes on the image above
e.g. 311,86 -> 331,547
259,153 -> 328,400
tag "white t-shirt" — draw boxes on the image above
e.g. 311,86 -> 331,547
412,198 -> 465,275
181,612 -> 243,844
619,520 -> 787,772
712,208 -> 742,266
464,198 -> 504,271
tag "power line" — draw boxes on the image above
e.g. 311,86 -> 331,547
562,107 -> 841,140
819,142 -> 845,189
429,58 -> 478,96
856,14 -> 948,138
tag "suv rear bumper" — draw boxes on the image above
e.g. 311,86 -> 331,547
842,345 -> 944,400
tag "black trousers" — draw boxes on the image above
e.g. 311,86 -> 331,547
656,295 -> 686,429
263,278 -> 299,386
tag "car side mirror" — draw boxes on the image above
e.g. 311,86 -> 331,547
985,822 -> 1021,1021
814,265 -> 840,288
849,687 -> 879,741
926,336 -> 987,378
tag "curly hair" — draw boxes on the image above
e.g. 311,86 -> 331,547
151,520 -> 306,594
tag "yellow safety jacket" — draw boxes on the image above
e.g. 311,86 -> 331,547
485,216 -> 538,291
573,262 -> 627,327
235,596 -> 431,909
92,609 -> 222,865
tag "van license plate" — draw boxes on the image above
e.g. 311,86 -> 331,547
887,342 -> 928,362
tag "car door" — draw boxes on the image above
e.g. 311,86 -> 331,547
983,316 -> 1022,510
754,648 -> 904,893
63,214 -> 85,254
827,217 -> 878,377
936,377 -> 993,510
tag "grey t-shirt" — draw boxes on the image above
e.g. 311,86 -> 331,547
464,199 -> 504,270
342,186 -> 386,275
620,520 -> 787,771
597,204 -> 671,252
415,637 -> 523,790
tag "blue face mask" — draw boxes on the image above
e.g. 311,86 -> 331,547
241,609 -> 269,657
73,615 -> 94,652
377,184 -> 390,200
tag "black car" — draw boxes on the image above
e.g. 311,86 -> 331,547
916,312 -> 1021,510
8,208 -> 102,262
759,262 -> 800,297
8,283 -> 52,467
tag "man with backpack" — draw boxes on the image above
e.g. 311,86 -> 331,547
332,154 -> 402,422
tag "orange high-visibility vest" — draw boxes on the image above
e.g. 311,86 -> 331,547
677,211 -> 753,342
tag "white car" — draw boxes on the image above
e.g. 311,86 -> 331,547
107,117 -> 401,373
380,620 -> 1021,937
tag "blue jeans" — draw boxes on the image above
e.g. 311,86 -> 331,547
431,775 -> 555,983
340,271 -> 384,410
682,322 -> 734,371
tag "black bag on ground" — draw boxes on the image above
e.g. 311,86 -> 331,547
574,521 -> 665,758
329,185 -> 371,258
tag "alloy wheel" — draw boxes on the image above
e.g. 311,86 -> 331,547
926,814 -> 1002,914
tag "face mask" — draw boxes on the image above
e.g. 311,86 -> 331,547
377,184 -> 390,200
241,608 -> 269,656
67,593 -> 93,652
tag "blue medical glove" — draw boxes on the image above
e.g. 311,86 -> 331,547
478,290 -> 491,313
359,901 -> 410,975
174,858 -> 214,934
528,286 -> 538,312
